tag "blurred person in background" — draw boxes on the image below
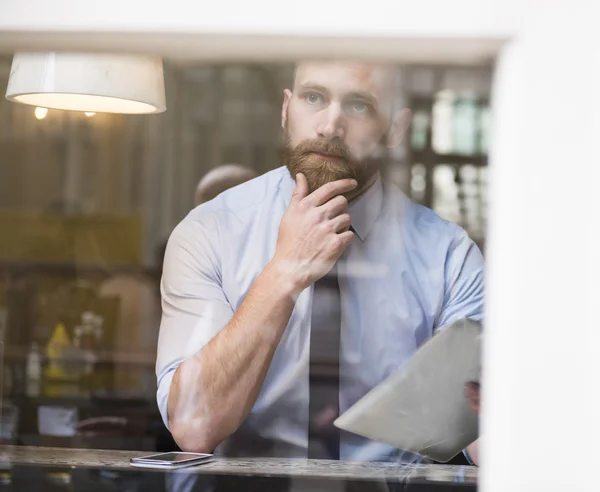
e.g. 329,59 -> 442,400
157,61 -> 484,467
194,164 -> 258,206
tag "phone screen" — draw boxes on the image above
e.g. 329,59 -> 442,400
132,452 -> 212,464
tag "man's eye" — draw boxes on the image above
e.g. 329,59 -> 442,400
305,93 -> 323,105
351,102 -> 369,113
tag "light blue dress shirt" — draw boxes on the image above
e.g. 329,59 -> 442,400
156,166 -> 484,463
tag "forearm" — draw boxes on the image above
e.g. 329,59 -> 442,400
168,260 -> 299,452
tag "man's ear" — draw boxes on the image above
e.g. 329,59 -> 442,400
385,108 -> 412,149
281,89 -> 292,129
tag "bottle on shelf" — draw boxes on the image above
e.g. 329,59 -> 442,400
73,311 -> 103,393
25,341 -> 42,397
44,322 -> 78,397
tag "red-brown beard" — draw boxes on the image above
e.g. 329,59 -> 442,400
281,133 -> 383,195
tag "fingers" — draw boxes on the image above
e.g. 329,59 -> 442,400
331,213 -> 352,233
335,230 -> 355,250
290,173 -> 309,203
306,179 -> 357,207
465,382 -> 481,414
320,194 -> 349,219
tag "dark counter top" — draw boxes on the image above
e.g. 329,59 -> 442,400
0,445 -> 478,490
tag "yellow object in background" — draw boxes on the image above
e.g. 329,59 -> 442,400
45,322 -> 71,381
0,210 -> 143,267
45,321 -> 83,397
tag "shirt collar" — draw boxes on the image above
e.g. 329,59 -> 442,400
280,169 -> 384,242
348,174 -> 383,242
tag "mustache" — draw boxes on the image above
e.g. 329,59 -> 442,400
284,138 -> 352,161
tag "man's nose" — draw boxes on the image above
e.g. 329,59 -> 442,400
317,104 -> 345,140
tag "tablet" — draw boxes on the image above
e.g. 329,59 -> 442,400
334,317 -> 481,462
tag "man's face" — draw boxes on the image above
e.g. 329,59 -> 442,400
281,62 -> 407,194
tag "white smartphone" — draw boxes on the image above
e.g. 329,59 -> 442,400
130,452 -> 214,469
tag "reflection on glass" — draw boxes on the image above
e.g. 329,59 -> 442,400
452,92 -> 479,156
410,163 -> 427,203
479,167 -> 488,235
410,110 -> 430,150
460,164 -> 479,236
478,105 -> 491,154
432,164 -> 461,223
432,90 -> 455,154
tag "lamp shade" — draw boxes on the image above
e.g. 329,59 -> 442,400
5,52 -> 166,114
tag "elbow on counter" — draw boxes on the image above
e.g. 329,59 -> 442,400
166,360 -> 224,453
166,361 -> 235,453
170,416 -> 222,454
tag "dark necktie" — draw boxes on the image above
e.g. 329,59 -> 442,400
308,265 -> 342,460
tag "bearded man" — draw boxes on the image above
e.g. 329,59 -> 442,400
156,61 -> 484,466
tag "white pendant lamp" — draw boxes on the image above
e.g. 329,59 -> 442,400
5,52 -> 166,114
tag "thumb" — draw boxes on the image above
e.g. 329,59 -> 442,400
291,173 -> 309,203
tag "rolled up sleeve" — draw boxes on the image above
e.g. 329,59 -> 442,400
436,227 -> 484,330
156,215 -> 234,429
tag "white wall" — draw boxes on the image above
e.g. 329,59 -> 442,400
0,0 -> 526,64
483,2 -> 599,491
0,0 -> 521,37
